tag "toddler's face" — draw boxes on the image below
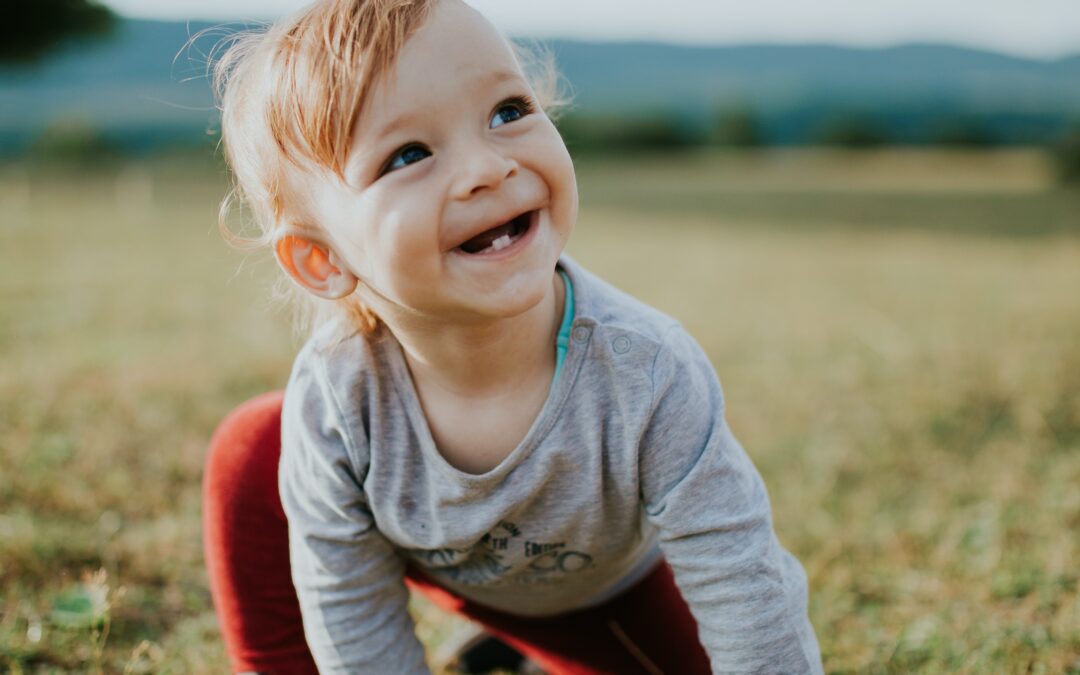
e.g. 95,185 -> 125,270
305,0 -> 577,322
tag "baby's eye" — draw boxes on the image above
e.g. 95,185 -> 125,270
489,96 -> 535,129
381,144 -> 431,175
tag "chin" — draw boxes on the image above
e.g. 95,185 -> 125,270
474,265 -> 556,319
483,283 -> 550,319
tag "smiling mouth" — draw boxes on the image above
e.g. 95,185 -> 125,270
457,211 -> 534,255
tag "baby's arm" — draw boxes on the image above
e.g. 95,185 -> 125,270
279,352 -> 430,674
640,327 -> 823,674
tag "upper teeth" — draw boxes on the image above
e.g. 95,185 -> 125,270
491,234 -> 512,251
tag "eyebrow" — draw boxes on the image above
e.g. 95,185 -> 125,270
483,68 -> 523,88
346,107 -> 421,180
372,68 -> 525,136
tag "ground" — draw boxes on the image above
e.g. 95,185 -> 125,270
1,148 -> 1078,673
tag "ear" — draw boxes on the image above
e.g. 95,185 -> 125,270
273,232 -> 358,300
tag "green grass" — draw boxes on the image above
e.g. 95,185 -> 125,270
1,149 -> 1078,672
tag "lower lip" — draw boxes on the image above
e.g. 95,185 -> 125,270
452,211 -> 540,262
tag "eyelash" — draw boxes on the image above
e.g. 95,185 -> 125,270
378,144 -> 431,177
491,95 -> 536,127
377,95 -> 537,177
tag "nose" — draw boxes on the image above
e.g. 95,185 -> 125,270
450,139 -> 518,200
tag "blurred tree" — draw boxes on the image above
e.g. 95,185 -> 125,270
557,113 -> 700,155
931,115 -> 996,147
816,113 -> 889,148
711,108 -> 762,148
2,0 -> 115,64
1055,124 -> 1080,186
30,119 -> 120,162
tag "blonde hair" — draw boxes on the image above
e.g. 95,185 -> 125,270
214,0 -> 565,339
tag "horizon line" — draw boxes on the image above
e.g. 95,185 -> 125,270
119,16 -> 1080,63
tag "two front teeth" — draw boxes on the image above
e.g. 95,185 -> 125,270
457,210 -> 533,255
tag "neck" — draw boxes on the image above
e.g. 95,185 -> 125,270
365,272 -> 565,398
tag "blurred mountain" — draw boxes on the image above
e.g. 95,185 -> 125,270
0,20 -> 225,155
550,41 -> 1080,144
1,19 -> 1078,155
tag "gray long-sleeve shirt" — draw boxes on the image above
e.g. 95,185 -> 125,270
279,257 -> 823,674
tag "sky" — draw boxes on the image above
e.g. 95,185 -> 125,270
100,0 -> 1080,60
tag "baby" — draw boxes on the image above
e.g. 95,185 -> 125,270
202,0 -> 824,673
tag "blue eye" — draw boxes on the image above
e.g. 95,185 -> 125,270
490,96 -> 535,129
382,144 -> 431,175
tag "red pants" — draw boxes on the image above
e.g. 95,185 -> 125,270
203,391 -> 711,674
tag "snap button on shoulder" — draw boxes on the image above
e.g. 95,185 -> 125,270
572,326 -> 591,343
612,335 -> 632,354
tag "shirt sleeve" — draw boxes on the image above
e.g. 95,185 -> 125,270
279,348 -> 430,674
640,326 -> 823,674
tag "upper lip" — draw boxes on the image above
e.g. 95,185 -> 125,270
447,204 -> 538,251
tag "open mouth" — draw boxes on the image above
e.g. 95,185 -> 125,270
456,211 -> 534,255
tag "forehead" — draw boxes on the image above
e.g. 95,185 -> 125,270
361,1 -> 523,122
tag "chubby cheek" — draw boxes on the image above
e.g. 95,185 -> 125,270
299,178 -> 364,275
555,162 -> 578,237
364,203 -> 444,301
537,129 -> 579,242
322,206 -> 377,282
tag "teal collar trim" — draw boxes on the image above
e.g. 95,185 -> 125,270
553,269 -> 575,382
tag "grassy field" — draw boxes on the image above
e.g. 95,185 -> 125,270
1,148 -> 1078,673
